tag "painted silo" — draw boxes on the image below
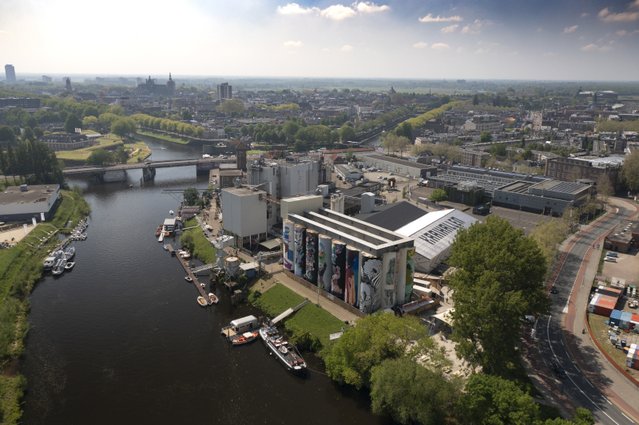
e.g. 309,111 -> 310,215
305,230 -> 319,284
318,235 -> 333,291
382,252 -> 396,309
360,253 -> 382,313
345,246 -> 360,307
282,220 -> 294,271
331,240 -> 346,299
405,248 -> 415,301
293,224 -> 306,277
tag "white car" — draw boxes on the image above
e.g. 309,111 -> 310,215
604,256 -> 617,262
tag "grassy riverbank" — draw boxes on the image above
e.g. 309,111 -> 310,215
251,283 -> 345,349
136,130 -> 190,145
0,190 -> 90,424
180,219 -> 216,264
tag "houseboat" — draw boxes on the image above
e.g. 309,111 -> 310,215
221,315 -> 258,340
259,325 -> 307,373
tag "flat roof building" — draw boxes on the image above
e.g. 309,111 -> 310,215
221,187 -> 268,249
493,179 -> 591,216
0,184 -> 60,222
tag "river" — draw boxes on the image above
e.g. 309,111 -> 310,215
22,141 -> 388,425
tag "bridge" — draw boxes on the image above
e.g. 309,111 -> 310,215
63,157 -> 236,182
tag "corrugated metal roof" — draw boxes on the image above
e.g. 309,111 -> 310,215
395,209 -> 477,260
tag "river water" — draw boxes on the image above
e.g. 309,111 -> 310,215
22,141 -> 387,425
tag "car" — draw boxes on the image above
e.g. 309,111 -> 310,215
604,256 -> 617,262
550,286 -> 558,294
606,251 -> 618,258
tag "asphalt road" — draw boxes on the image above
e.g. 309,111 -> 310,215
535,203 -> 637,425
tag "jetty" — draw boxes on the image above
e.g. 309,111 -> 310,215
271,299 -> 309,325
175,252 -> 218,306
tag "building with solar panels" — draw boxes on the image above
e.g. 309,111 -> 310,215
493,179 -> 591,216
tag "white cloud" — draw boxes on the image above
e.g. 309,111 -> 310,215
321,4 -> 357,20
277,2 -> 389,20
616,29 -> 628,36
563,25 -> 578,34
441,24 -> 458,33
580,12 -> 589,18
461,19 -> 488,34
340,44 -> 354,52
412,41 -> 428,49
581,43 -> 612,52
277,3 -> 318,15
632,0 -> 639,8
431,42 -> 450,50
354,2 -> 390,14
418,13 -> 463,23
598,7 -> 639,23
283,40 -> 303,47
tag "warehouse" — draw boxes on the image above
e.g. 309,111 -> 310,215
359,154 -> 437,179
283,208 -> 414,314
0,184 -> 60,222
493,179 -> 591,216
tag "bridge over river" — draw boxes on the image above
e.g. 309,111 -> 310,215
63,157 -> 236,182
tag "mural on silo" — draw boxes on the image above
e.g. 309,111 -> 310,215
282,220 -> 293,271
383,254 -> 396,308
318,235 -> 332,291
360,253 -> 382,313
305,230 -> 318,284
405,248 -> 415,300
331,241 -> 346,299
345,247 -> 359,307
294,224 -> 306,277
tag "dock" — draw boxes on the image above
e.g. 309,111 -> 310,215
175,251 -> 218,306
271,299 -> 309,325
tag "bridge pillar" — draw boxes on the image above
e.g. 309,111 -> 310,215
102,170 -> 127,183
142,167 -> 156,182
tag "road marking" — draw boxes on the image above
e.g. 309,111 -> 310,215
621,412 -> 635,424
606,398 -> 613,405
545,316 -> 621,425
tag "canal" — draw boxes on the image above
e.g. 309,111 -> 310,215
22,141 -> 388,425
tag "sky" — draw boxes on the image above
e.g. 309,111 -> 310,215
1,0 -> 639,81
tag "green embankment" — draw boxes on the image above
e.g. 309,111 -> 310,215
0,190 -> 90,424
396,100 -> 465,131
252,283 -> 345,348
136,130 -> 190,145
181,219 -> 216,264
55,134 -> 124,162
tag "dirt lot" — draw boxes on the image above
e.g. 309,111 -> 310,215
602,251 -> 639,285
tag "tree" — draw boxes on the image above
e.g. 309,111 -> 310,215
596,174 -> 614,199
480,132 -> 493,143
371,358 -> 460,425
456,374 -> 540,425
82,115 -> 98,127
183,187 -> 200,206
64,114 -> 82,133
622,150 -> 639,193
338,124 -> 356,143
382,133 -> 410,156
323,313 -> 442,389
180,232 -> 195,253
87,149 -> 114,166
395,122 -> 413,141
448,216 -> 548,374
111,117 -> 137,137
430,188 -> 448,203
216,99 -> 245,115
0,126 -> 16,144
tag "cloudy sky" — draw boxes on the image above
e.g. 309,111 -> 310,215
1,0 -> 639,80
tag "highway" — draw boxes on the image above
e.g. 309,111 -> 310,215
533,200 -> 638,425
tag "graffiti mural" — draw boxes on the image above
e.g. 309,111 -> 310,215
331,241 -> 346,299
304,230 -> 318,284
384,254 -> 396,308
405,248 -> 415,301
345,247 -> 359,307
360,253 -> 382,313
282,220 -> 293,270
293,224 -> 306,277
318,235 -> 332,291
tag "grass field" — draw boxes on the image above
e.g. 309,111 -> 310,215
55,134 -> 124,161
126,141 -> 152,163
136,130 -> 190,145
252,283 -> 345,348
181,218 -> 216,264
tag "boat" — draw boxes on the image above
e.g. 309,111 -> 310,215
197,296 -> 207,307
185,276 -> 193,282
155,226 -> 162,237
208,292 -> 219,305
43,255 -> 57,271
64,246 -> 76,260
178,250 -> 191,259
52,258 -> 67,276
259,326 -> 307,373
230,331 -> 259,346
64,262 -> 75,270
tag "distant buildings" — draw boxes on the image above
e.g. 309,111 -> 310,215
217,82 -> 232,100
0,98 -> 41,109
40,133 -> 90,151
4,64 -> 16,83
137,74 -> 176,96
544,156 -> 623,187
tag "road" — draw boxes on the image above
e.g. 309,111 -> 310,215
533,198 -> 639,425
62,157 -> 235,176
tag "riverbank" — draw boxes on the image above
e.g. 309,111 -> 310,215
55,134 -> 151,165
0,190 -> 90,424
135,130 -> 190,145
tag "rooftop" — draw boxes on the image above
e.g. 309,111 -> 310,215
362,201 -> 428,231
222,187 -> 266,197
366,154 -> 435,169
0,185 -> 59,205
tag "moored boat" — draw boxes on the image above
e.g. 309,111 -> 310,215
208,292 -> 219,305
230,331 -> 259,346
155,226 -> 162,237
52,258 -> 67,276
197,296 -> 207,307
259,325 -> 307,373
64,261 -> 75,270
64,246 -> 76,260
184,276 -> 193,282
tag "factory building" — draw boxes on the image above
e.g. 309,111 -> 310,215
221,187 -> 268,249
248,159 -> 326,199
283,208 -> 414,314
493,179 -> 591,216
0,184 -> 60,222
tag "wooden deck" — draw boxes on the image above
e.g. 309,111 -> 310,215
175,253 -> 218,306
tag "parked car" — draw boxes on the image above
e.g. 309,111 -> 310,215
606,251 -> 618,258
604,256 -> 617,262
550,286 -> 558,294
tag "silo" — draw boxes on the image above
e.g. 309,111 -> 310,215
405,248 -> 415,300
318,235 -> 333,291
360,192 -> 375,214
293,224 -> 306,277
382,252 -> 396,309
345,246 -> 360,307
304,230 -> 319,284
282,220 -> 294,271
331,241 -> 346,299
360,253 -> 382,313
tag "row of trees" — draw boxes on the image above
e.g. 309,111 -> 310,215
322,313 -> 593,425
0,138 -> 63,184
130,113 -> 205,138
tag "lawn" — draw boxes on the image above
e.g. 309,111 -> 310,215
181,218 -> 216,264
136,130 -> 190,145
55,134 -> 124,162
126,141 -> 152,163
253,283 -> 345,348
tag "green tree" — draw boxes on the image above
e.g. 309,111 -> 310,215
596,174 -> 614,199
87,149 -> 114,166
456,374 -> 540,425
382,133 -> 410,156
622,149 -> 639,193
82,115 -> 98,127
216,99 -> 245,115
64,114 -> 82,133
180,232 -> 195,253
111,117 -> 137,137
395,122 -> 413,141
338,124 -> 356,143
480,132 -> 493,143
0,126 -> 16,144
323,313 -> 443,389
430,188 -> 448,203
448,217 -> 548,374
371,358 -> 460,425
183,187 -> 200,206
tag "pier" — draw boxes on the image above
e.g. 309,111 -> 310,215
174,251 -> 218,305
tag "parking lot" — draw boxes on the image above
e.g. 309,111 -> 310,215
602,251 -> 639,285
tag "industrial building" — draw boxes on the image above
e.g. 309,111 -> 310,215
359,154 -> 437,179
283,208 -> 414,314
221,187 -> 268,249
492,179 -> 591,216
545,156 -> 622,187
248,158 -> 326,199
0,184 -> 60,222
604,221 -> 639,253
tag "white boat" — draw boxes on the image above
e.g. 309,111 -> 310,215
52,259 -> 67,276
208,292 -> 219,305
184,276 -> 193,282
259,326 -> 307,373
64,262 -> 75,270
197,296 -> 207,307
64,246 -> 76,260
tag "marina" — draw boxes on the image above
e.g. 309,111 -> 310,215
175,246 -> 218,306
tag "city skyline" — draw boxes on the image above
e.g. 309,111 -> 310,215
1,0 -> 639,81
